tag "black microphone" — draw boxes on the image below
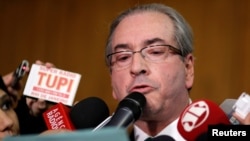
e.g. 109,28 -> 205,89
103,92 -> 146,128
69,97 -> 110,129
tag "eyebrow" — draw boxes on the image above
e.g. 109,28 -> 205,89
143,37 -> 166,46
113,37 -> 166,51
113,44 -> 130,52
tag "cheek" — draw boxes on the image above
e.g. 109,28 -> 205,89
11,112 -> 19,125
111,73 -> 128,101
11,112 -> 20,134
157,64 -> 186,89
7,110 -> 19,127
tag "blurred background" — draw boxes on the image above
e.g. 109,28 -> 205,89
0,0 -> 249,113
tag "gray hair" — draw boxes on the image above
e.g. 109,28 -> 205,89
105,3 -> 193,69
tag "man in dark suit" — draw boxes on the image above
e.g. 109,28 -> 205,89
104,3 -> 250,141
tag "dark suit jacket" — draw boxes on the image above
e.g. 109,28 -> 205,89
129,129 -> 135,141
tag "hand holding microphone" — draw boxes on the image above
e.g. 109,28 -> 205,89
11,60 -> 29,89
220,92 -> 250,125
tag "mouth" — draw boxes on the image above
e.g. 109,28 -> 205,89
129,85 -> 153,94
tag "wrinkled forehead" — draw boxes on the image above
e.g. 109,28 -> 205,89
112,11 -> 175,49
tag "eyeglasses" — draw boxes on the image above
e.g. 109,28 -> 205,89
107,44 -> 182,70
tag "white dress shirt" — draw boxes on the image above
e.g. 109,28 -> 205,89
133,118 -> 186,141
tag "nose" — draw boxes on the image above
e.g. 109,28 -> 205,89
130,53 -> 149,76
0,110 -> 14,132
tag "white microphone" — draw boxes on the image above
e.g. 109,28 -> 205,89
219,92 -> 250,125
219,99 -> 239,125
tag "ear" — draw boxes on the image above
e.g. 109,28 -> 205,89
184,54 -> 194,89
112,90 -> 118,100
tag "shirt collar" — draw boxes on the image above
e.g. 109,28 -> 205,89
134,118 -> 186,141
133,98 -> 192,141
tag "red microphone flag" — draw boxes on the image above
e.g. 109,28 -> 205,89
43,102 -> 75,130
177,99 -> 230,141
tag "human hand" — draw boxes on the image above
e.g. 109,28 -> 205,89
39,129 -> 71,135
2,60 -> 55,103
24,60 -> 56,116
232,112 -> 250,125
34,60 -> 55,68
2,67 -> 29,102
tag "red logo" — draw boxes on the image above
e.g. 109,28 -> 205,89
180,101 -> 209,132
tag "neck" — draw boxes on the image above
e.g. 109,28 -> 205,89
135,96 -> 190,136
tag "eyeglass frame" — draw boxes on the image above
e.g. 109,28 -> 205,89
106,44 -> 183,69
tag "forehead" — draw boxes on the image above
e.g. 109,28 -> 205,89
112,11 -> 175,48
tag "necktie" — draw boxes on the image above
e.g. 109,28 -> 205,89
144,135 -> 175,141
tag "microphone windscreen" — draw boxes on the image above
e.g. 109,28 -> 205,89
177,99 -> 230,141
219,99 -> 236,116
103,92 -> 146,128
219,99 -> 239,125
118,92 -> 146,121
69,97 -> 110,129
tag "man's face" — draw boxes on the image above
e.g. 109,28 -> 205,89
110,11 -> 194,119
0,89 -> 19,139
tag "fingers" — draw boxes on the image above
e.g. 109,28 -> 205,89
73,101 -> 79,105
39,129 -> 71,135
232,112 -> 250,125
35,60 -> 55,68
2,60 -> 55,99
2,72 -> 15,86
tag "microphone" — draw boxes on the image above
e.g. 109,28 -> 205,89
103,92 -> 146,128
11,60 -> 29,89
43,102 -> 75,130
43,96 -> 110,130
177,99 -> 230,141
69,97 -> 110,129
219,99 -> 240,125
220,92 -> 250,125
